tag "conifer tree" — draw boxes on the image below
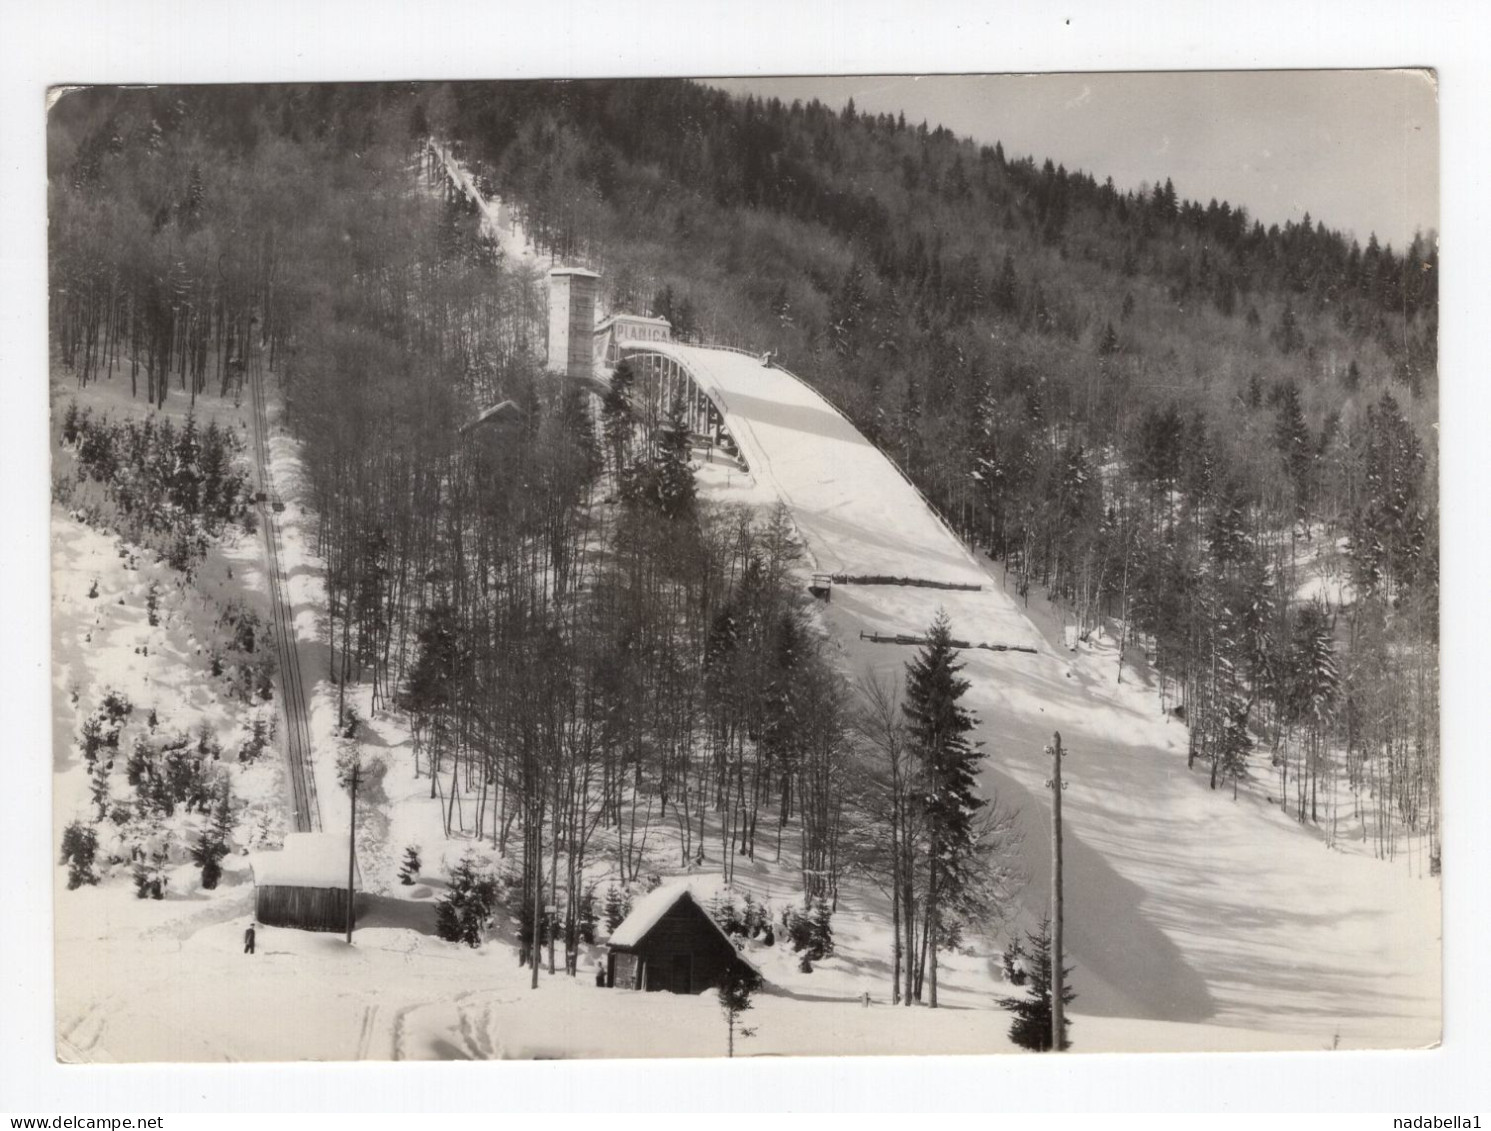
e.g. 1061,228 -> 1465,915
1274,381 -> 1314,521
89,754 -> 112,821
1215,698 -> 1253,798
1284,601 -> 1339,823
902,610 -> 982,1007
811,895 -> 835,958
190,828 -> 228,889
199,420 -> 228,522
602,885 -> 628,933
127,734 -> 152,786
398,845 -> 422,885
651,397 -> 697,520
170,412 -> 202,514
711,892 -> 743,936
210,779 -> 235,844
999,917 -> 1075,1051
436,855 -> 495,947
601,359 -> 636,473
718,964 -> 760,1057
190,782 -> 234,889
1349,391 -> 1428,600
742,891 -> 763,938
59,821 -> 99,890
784,906 -> 812,953
1002,936 -> 1029,986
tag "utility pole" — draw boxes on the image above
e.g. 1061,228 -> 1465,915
1047,730 -> 1065,1052
346,760 -> 360,946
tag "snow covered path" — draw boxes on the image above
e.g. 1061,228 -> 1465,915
431,141 -> 543,266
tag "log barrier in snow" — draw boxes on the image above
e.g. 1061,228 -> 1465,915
858,630 -> 1037,654
830,574 -> 983,591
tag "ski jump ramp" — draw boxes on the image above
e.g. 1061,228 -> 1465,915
625,342 -> 985,588
621,341 -> 1042,651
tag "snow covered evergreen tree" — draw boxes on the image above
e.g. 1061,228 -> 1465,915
711,892 -> 743,936
1348,391 -> 1429,601
79,715 -> 104,764
717,963 -> 760,1057
902,609 -> 982,1007
1284,600 -> 1339,823
742,891 -> 764,938
811,895 -> 835,958
132,833 -> 171,900
398,845 -> 422,885
600,359 -> 636,473
190,829 -> 227,889
998,917 -> 1076,1051
603,884 -> 630,933
620,395 -> 696,520
435,855 -> 497,947
59,821 -> 99,890
188,783 -> 234,890
1215,698 -> 1254,799
89,753 -> 112,821
1002,936 -> 1029,986
784,907 -> 815,955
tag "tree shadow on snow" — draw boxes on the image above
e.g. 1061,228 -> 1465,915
993,770 -> 1218,1024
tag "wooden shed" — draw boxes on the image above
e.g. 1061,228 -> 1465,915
250,832 -> 359,932
606,883 -> 760,994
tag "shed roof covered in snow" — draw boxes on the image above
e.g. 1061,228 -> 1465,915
609,881 -> 757,969
251,833 -> 358,890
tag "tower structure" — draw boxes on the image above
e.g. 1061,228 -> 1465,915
547,267 -> 601,379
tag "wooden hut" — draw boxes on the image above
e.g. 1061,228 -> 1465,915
250,832 -> 358,932
606,883 -> 760,994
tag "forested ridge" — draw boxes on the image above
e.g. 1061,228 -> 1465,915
47,80 -> 1438,1000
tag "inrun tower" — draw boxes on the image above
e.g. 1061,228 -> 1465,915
547,267 -> 600,380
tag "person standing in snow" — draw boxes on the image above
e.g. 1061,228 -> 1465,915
244,922 -> 256,955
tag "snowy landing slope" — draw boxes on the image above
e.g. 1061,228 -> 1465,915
823,587 -> 1440,1048
683,347 -> 1441,1049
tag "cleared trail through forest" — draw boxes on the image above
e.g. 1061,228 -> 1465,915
248,356 -> 321,832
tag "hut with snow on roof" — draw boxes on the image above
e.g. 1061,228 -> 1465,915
605,882 -> 760,994
250,832 -> 359,932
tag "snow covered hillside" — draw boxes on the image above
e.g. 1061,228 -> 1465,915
681,351 -> 1439,1049
48,372 -> 1029,1062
